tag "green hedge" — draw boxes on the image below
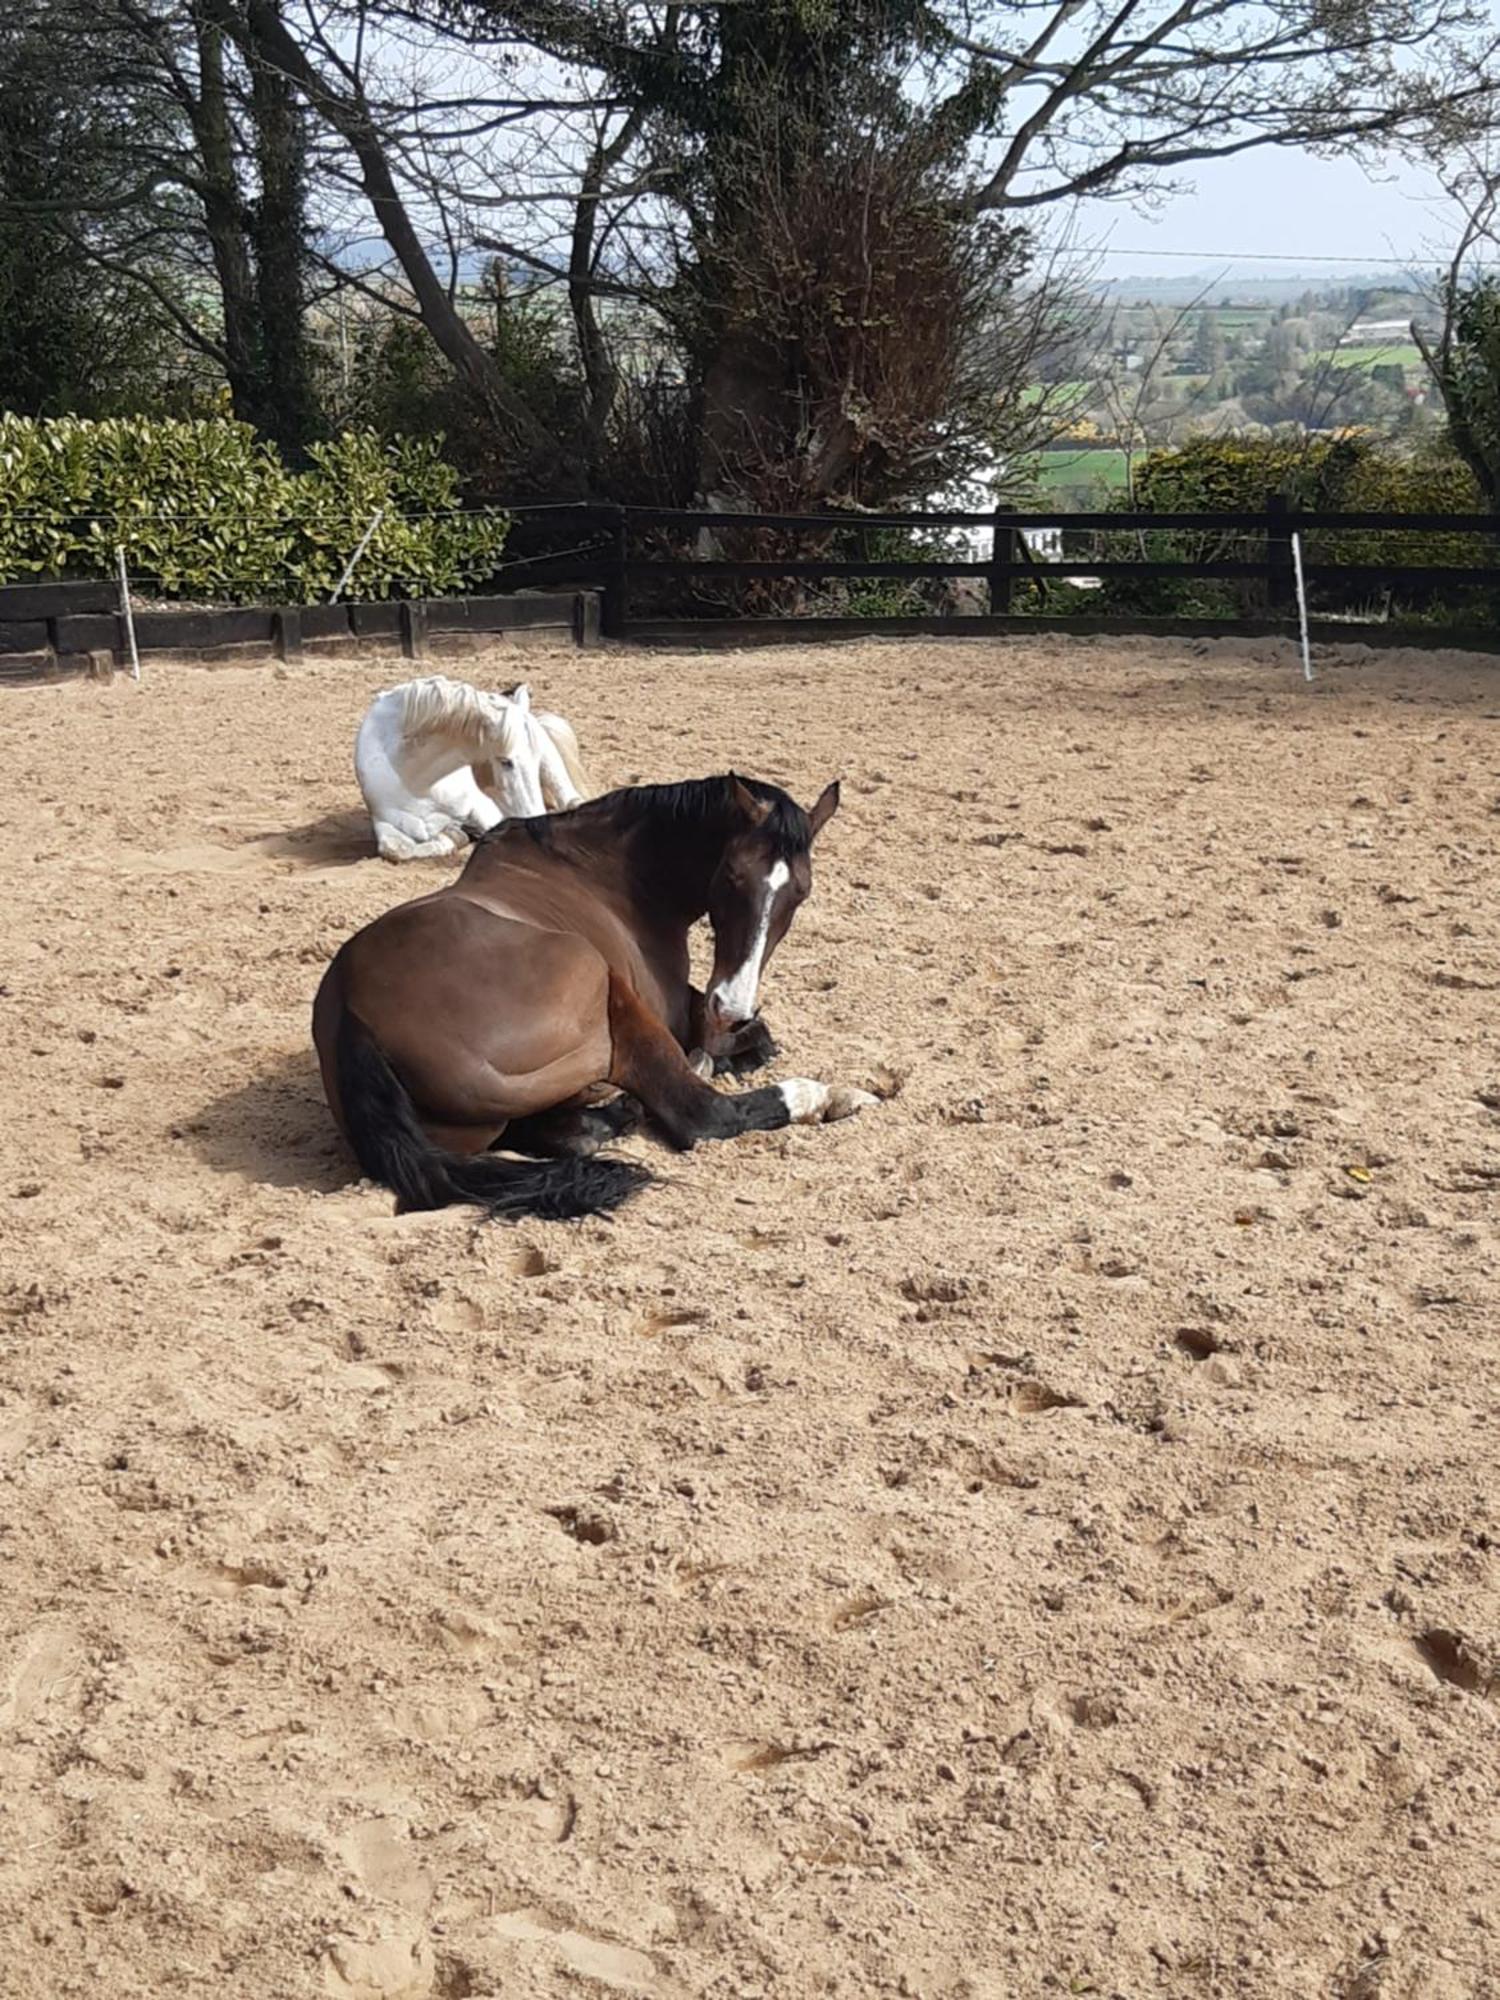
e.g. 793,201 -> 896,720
1325,446 -> 1486,569
0,416 -> 508,602
1083,436 -> 1491,619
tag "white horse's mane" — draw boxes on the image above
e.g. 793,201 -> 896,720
391,675 -> 528,755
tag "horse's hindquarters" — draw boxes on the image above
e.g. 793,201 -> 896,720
338,897 -> 614,1136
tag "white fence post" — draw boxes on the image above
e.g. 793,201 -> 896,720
114,545 -> 142,682
330,507 -> 386,604
1290,530 -> 1314,684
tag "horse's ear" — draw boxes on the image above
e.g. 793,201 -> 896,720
808,779 -> 840,839
728,773 -> 770,824
508,681 -> 532,710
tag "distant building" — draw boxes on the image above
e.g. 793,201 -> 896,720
1342,319 -> 1412,344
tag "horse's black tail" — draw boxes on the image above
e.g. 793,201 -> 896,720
334,1007 -> 648,1221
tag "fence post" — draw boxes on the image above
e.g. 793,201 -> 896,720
572,589 -> 601,649
1290,530 -> 1314,683
114,545 -> 142,682
272,607 -> 303,665
399,599 -> 428,661
600,506 -> 628,639
987,509 -> 1014,615
1265,493 -> 1293,616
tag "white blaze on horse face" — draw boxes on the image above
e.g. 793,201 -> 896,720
712,859 -> 789,1025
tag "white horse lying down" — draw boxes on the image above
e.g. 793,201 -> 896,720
355,676 -> 589,862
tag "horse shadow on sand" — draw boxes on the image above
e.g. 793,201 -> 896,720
189,1046 -> 356,1194
247,809 -> 477,874
248,810 -> 380,871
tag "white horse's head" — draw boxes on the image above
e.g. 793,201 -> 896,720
493,684 -> 587,811
472,687 -> 548,818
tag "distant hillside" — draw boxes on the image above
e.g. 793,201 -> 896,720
1091,265 -> 1427,306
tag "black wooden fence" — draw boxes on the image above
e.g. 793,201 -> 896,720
502,498 -> 1500,643
5,501 -> 1499,673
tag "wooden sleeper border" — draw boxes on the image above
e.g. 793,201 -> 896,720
0,586 -> 602,686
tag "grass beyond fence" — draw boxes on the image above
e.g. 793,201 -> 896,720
1035,449 -> 1131,495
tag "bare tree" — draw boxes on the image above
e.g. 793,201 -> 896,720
9,0 -> 1500,504
1410,147 -> 1500,502
944,0 -> 1496,216
451,0 -> 1498,501
202,0 -> 563,459
1091,284 -> 1224,506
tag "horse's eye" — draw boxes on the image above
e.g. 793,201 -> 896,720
499,757 -> 516,770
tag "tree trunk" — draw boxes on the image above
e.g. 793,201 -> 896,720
569,142 -> 620,463
690,12 -> 834,510
211,0 -> 555,465
695,317 -> 794,507
247,0 -> 315,460
189,9 -> 265,430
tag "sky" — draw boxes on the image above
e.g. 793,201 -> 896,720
1076,147 -> 1457,278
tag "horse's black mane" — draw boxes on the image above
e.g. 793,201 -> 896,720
590,773 -> 812,857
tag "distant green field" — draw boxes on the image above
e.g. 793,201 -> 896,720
1316,342 -> 1424,372
1020,381 -> 1090,409
1035,447 -> 1129,494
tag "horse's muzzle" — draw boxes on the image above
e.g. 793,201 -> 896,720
704,990 -> 747,1035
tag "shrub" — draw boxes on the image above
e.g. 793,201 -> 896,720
839,526 -> 981,618
1324,445 -> 1485,570
1089,435 -> 1491,619
1125,434 -> 1371,513
0,415 -> 508,602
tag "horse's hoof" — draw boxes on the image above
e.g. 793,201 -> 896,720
780,1078 -> 877,1124
823,1086 -> 879,1122
686,1049 -> 715,1080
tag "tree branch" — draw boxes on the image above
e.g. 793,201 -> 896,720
52,223 -> 231,367
202,0 -> 557,454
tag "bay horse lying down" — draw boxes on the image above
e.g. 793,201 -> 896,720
312,773 -> 876,1219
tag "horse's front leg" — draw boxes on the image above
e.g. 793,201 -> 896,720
609,978 -> 872,1149
685,986 -> 779,1076
714,1014 -> 778,1077
374,821 -> 462,863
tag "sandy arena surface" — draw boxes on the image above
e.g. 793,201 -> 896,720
1,632 -> 1499,2000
